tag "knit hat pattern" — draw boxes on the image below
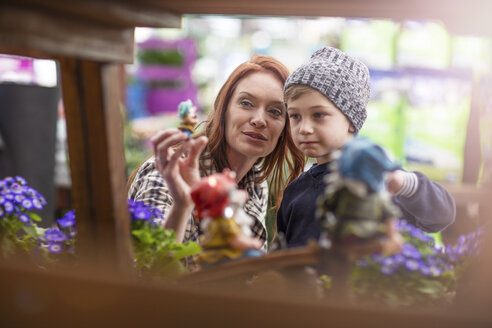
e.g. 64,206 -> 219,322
284,47 -> 370,133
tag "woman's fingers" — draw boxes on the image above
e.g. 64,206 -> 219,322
152,129 -> 188,170
166,141 -> 192,172
187,136 -> 208,167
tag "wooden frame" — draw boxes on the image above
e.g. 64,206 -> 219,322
0,0 -> 491,326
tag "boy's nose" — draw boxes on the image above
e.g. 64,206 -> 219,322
299,121 -> 313,134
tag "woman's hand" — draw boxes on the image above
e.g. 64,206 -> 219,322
151,129 -> 208,207
150,129 -> 208,242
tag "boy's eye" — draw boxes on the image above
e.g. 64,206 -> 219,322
314,112 -> 327,119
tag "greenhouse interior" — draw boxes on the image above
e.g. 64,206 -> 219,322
0,1 -> 491,327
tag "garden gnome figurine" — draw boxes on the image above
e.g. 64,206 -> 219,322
190,170 -> 263,267
316,137 -> 403,261
177,99 -> 198,138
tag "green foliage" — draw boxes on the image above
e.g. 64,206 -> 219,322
0,214 -> 39,258
131,218 -> 201,280
137,49 -> 184,66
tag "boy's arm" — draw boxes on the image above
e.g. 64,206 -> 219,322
391,171 -> 456,232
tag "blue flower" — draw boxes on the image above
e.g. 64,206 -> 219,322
14,194 -> 25,202
0,195 -> 5,205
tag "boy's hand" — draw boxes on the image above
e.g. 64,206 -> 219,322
385,170 -> 404,195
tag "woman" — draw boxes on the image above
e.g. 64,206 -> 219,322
128,55 -> 305,269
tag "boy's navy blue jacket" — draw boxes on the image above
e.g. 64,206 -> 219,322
277,163 -> 456,248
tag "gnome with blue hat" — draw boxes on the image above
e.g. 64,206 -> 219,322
316,137 -> 403,260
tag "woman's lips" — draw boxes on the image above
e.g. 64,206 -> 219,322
243,131 -> 267,141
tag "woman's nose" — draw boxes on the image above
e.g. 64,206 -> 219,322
250,110 -> 267,128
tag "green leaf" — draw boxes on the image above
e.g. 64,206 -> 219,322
168,242 -> 201,261
132,230 -> 154,244
29,212 -> 43,222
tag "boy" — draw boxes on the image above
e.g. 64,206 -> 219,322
277,46 -> 456,247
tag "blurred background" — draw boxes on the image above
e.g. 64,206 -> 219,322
1,15 -> 490,242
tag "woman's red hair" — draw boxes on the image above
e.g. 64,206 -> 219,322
198,55 -> 305,209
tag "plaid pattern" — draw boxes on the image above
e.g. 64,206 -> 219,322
128,155 -> 268,270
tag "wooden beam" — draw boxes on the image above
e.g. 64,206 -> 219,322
59,58 -> 134,276
0,261 -> 491,327
12,0 -> 181,29
144,0 -> 492,37
0,4 -> 135,63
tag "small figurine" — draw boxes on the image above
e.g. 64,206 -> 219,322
316,137 -> 403,260
177,99 -> 198,138
190,170 -> 263,267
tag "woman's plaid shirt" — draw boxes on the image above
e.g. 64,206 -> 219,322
128,156 -> 268,269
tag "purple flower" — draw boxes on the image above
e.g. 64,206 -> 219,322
429,265 -> 442,277
420,265 -> 432,276
10,183 -> 23,194
152,208 -> 164,219
32,198 -> 43,210
18,213 -> 30,224
44,228 -> 67,242
21,199 -> 33,210
14,194 -> 25,202
47,243 -> 63,253
380,257 -> 398,275
4,201 -> 14,214
57,210 -> 76,229
133,207 -> 151,221
0,195 -> 5,205
392,254 -> 405,264
402,243 -> 422,259
15,176 -> 27,185
404,259 -> 420,271
5,193 -> 14,200
381,265 -> 397,275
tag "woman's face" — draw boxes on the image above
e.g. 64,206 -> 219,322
225,71 -> 286,165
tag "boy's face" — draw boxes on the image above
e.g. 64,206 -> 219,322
287,89 -> 354,164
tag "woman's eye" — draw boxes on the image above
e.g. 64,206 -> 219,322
240,100 -> 253,107
289,113 -> 300,120
269,108 -> 283,117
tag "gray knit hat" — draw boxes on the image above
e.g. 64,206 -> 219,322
284,46 -> 370,134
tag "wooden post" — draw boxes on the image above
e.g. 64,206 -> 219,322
59,58 -> 134,276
